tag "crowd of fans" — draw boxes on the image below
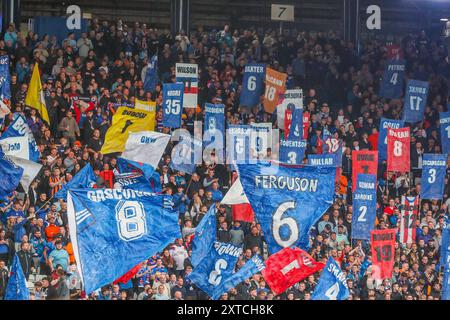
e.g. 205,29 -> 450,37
0,17 -> 449,300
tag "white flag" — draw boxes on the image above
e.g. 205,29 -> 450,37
221,178 -> 249,205
0,136 -> 29,160
121,131 -> 171,168
7,155 -> 42,191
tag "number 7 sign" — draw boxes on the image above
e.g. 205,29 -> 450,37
271,4 -> 294,21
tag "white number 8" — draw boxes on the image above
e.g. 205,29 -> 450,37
116,201 -> 147,241
393,140 -> 402,157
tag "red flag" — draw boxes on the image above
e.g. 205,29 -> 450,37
352,150 -> 378,191
370,229 -> 396,280
284,110 -> 309,139
232,203 -> 254,222
387,127 -> 410,172
387,44 -> 404,60
284,108 -> 293,138
399,195 -> 419,244
114,262 -> 142,285
262,247 -> 324,296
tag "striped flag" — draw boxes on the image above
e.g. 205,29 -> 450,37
399,196 -> 419,244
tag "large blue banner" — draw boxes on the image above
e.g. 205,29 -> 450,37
421,154 -> 447,200
2,114 -> 40,162
403,79 -> 429,123
226,125 -> 251,164
0,152 -> 23,197
440,111 -> 450,154
379,60 -> 405,99
212,254 -> 265,300
311,257 -> 349,300
188,242 -> 242,299
351,174 -> 377,240
287,107 -> 303,141
240,64 -> 265,107
237,162 -> 335,253
307,154 -> 338,167
67,188 -> 180,294
0,55 -> 11,100
162,82 -> 184,128
191,205 -> 217,268
279,139 -> 307,165
378,118 -> 405,161
54,163 -> 97,199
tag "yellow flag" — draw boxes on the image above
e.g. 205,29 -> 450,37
25,63 -> 50,124
135,99 -> 156,113
101,107 -> 155,154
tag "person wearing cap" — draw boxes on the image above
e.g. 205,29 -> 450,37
48,239 -> 69,272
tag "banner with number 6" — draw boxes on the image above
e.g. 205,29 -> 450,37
237,162 -> 335,254
387,127 -> 410,172
240,63 -> 265,107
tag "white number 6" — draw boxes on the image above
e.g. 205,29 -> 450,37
272,201 -> 298,248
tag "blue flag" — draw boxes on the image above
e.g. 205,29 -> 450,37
237,162 -> 335,253
54,164 -> 96,199
311,257 -> 349,300
67,188 -> 180,294
421,154 -> 447,200
143,55 -> 158,93
114,157 -> 154,193
403,79 -> 429,123
379,60 -> 405,99
4,254 -> 29,300
187,241 -> 242,299
226,125 -> 251,164
441,218 -> 450,267
307,154 -> 337,167
0,152 -> 23,196
2,114 -> 40,162
287,108 -> 303,141
171,130 -> 202,174
212,254 -> 265,300
0,55 -> 11,100
191,205 -> 217,268
279,139 -> 307,165
443,241 -> 450,300
240,64 -> 265,107
204,103 -> 225,160
162,82 -> 184,128
351,174 -> 377,240
440,112 -> 450,154
378,118 -> 405,161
